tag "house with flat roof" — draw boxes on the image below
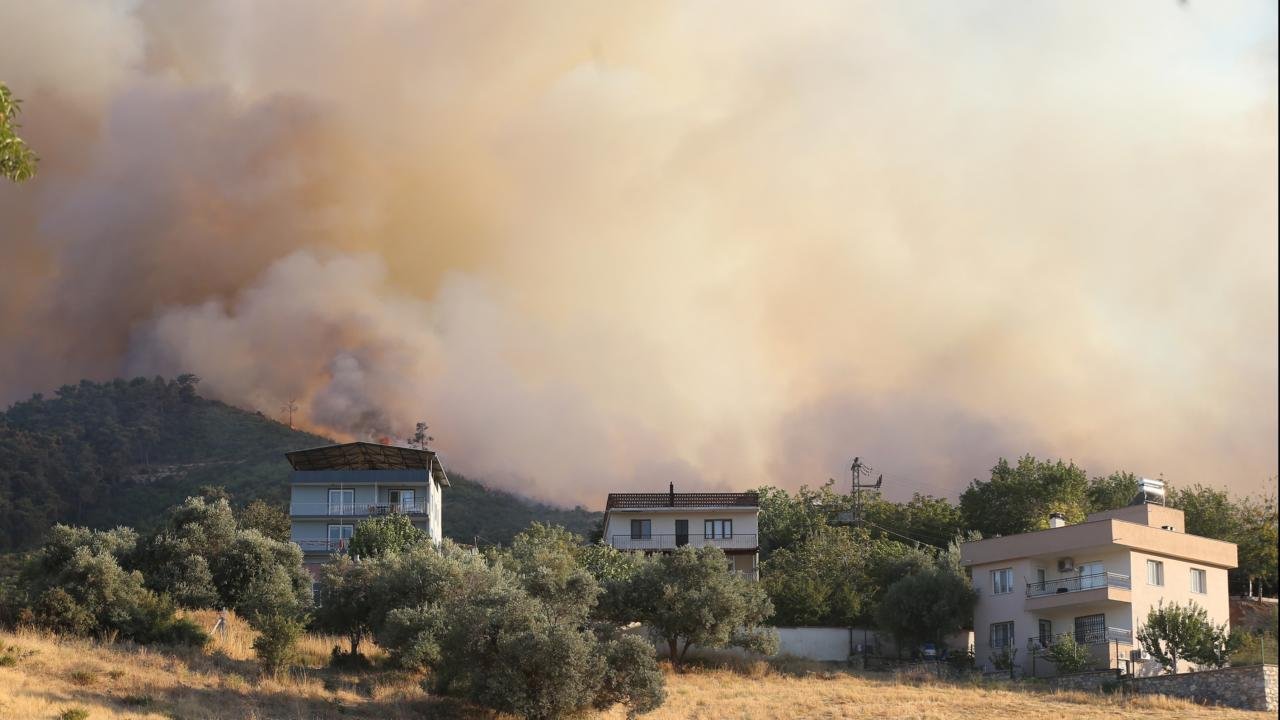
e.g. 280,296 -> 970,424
960,480 -> 1237,677
603,483 -> 759,579
286,441 -> 448,565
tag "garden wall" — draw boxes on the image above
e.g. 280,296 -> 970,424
1129,664 -> 1277,712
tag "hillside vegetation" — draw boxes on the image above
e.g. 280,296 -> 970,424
0,619 -> 1269,720
0,377 -> 598,552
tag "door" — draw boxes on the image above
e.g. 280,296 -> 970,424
1038,619 -> 1052,648
675,520 -> 689,547
328,489 -> 353,515
389,489 -> 416,513
1078,561 -> 1105,589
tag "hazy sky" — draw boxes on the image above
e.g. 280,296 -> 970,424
1,0 -> 1275,506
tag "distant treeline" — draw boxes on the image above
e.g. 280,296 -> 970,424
0,377 -> 597,553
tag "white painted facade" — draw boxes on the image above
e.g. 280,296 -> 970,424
603,492 -> 760,577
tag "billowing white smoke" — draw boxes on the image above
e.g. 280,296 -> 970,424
1,0 -> 1276,504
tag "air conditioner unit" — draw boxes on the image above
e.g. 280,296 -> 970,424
1130,649 -> 1150,662
1057,558 -> 1075,572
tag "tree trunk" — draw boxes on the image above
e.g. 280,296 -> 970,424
668,638 -> 680,668
679,639 -> 693,664
349,632 -> 361,656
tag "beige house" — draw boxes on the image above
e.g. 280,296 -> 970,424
961,494 -> 1236,677
603,485 -> 759,579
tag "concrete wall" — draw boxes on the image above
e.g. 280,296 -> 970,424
775,628 -> 853,661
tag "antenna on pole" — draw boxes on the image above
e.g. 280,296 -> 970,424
849,457 -> 884,527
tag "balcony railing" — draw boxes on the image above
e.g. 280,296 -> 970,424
1027,572 -> 1130,597
1026,627 -> 1133,652
610,534 -> 758,551
295,539 -> 349,553
290,501 -> 428,516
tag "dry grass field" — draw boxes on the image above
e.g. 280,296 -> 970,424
0,613 -> 1271,720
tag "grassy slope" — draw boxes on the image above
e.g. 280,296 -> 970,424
0,621 -> 1268,720
2,380 -> 600,546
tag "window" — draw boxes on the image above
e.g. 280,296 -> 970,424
992,568 -> 1014,594
327,524 -> 354,550
704,519 -> 733,539
1038,619 -> 1052,647
327,489 -> 353,515
389,489 -> 416,513
989,621 -> 1014,649
630,519 -> 652,540
1074,614 -> 1105,644
1190,568 -> 1207,594
1079,561 -> 1105,589
1146,560 -> 1164,586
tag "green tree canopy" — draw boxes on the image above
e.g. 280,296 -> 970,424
960,455 -> 1089,537
873,564 -> 976,652
0,82 -> 37,182
624,545 -> 777,667
348,513 -> 428,559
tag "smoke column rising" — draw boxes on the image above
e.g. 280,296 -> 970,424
1,0 -> 1276,504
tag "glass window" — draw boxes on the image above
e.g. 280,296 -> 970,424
1190,568 -> 1207,594
1079,561 -> 1105,589
1074,614 -> 1105,644
630,519 -> 652,540
704,519 -> 733,539
1038,619 -> 1052,646
327,524 -> 353,550
1146,559 -> 1164,586
989,621 -> 1014,649
1034,568 -> 1046,594
327,489 -> 353,515
992,568 -> 1014,594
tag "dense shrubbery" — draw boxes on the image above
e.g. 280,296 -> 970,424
313,532 -> 667,719
0,495 -> 311,663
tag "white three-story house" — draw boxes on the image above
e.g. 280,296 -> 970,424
287,441 -> 448,566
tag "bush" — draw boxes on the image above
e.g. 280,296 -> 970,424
1046,636 -> 1091,673
1137,601 -> 1234,672
251,614 -> 305,673
57,708 -> 89,720
596,634 -> 666,716
349,514 -> 427,559
873,566 -> 976,652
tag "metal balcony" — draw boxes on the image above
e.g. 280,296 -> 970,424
610,533 -> 758,551
1026,627 -> 1133,652
1027,572 -> 1130,597
289,501 -> 428,517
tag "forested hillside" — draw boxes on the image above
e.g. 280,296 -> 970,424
0,376 -> 598,551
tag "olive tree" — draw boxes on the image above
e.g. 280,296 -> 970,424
626,546 -> 777,667
873,565 -> 976,653
1137,601 -> 1234,673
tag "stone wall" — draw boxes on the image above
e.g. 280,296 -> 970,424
1047,669 -> 1121,692
1130,664 -> 1277,712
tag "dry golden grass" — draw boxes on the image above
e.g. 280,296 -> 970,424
0,619 -> 1271,720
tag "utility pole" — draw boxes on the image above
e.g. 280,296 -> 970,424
849,457 -> 883,527
281,399 -> 299,429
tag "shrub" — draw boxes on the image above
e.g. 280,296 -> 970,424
596,634 -> 666,716
873,566 -> 976,652
68,666 -> 98,686
991,646 -> 1018,673
57,708 -> 89,720
251,614 -> 305,673
1046,636 -> 1092,674
349,514 -> 427,559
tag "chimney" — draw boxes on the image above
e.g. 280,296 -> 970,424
669,482 -> 675,507
1049,512 -> 1067,529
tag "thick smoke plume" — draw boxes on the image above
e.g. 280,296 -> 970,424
1,1 -> 1276,505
